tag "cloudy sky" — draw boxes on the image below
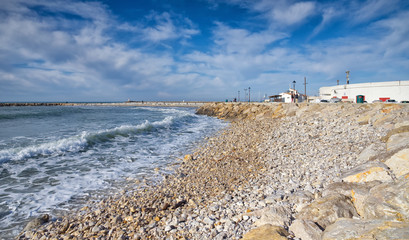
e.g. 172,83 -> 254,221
1,0 -> 408,102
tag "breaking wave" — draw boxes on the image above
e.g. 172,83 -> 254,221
0,116 -> 177,163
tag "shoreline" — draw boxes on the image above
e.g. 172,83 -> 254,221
0,101 -> 210,108
18,102 -> 409,239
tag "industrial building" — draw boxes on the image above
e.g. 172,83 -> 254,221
319,80 -> 409,103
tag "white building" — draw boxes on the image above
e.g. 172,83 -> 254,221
269,89 -> 305,103
319,80 -> 409,103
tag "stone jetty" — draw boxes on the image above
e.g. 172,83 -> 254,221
18,102 -> 409,240
0,101 -> 206,108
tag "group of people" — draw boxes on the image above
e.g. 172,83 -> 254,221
291,92 -> 299,103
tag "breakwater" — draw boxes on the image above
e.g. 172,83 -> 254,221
0,101 -> 208,108
19,102 -> 409,239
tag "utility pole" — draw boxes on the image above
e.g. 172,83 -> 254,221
346,70 -> 350,84
248,87 -> 251,102
238,91 -> 240,102
244,88 -> 248,102
304,76 -> 307,98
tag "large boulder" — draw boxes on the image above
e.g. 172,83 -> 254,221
321,181 -> 381,217
289,219 -> 323,240
289,190 -> 315,213
386,132 -> 409,152
251,206 -> 291,228
322,218 -> 409,240
359,173 -> 409,221
240,224 -> 289,240
342,161 -> 394,183
321,181 -> 380,198
356,144 -> 383,162
384,148 -> 409,177
296,194 -> 358,229
22,214 -> 50,232
395,120 -> 409,128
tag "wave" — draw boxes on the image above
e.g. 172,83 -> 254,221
0,116 -> 177,163
0,107 -> 87,120
138,107 -> 197,118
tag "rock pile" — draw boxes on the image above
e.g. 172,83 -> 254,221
19,102 -> 409,240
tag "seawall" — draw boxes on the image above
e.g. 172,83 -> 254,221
197,101 -> 409,122
197,102 -> 409,239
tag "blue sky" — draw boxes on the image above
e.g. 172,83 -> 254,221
1,0 -> 408,102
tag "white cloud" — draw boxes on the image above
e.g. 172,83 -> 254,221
270,1 -> 316,25
309,7 -> 341,39
373,11 -> 409,58
0,0 -> 408,101
352,0 -> 401,24
141,12 -> 199,43
240,0 -> 317,27
212,23 -> 287,54
0,1 -> 201,101
142,12 -> 178,42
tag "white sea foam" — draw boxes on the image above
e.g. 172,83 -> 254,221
0,136 -> 88,163
0,116 -> 179,163
0,106 -> 226,238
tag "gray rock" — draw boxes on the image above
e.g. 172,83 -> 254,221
252,206 -> 291,228
289,191 -> 314,212
296,193 -> 358,229
289,219 -> 323,240
342,161 -> 394,183
357,143 -> 382,162
22,214 -> 50,232
164,225 -> 176,232
322,218 -> 409,240
384,148 -> 409,177
321,181 -> 380,198
203,217 -> 215,225
360,174 -> 409,221
387,132 -> 409,152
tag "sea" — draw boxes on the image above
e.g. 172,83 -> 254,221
0,105 -> 225,238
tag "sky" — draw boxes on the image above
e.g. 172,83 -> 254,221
1,0 -> 409,102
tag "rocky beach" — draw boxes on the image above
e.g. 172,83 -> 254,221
18,102 -> 409,240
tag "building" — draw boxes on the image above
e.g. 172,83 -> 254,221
269,88 -> 306,103
319,80 -> 409,103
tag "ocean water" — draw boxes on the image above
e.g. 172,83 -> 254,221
0,105 -> 225,238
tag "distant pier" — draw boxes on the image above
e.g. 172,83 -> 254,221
0,101 -> 210,107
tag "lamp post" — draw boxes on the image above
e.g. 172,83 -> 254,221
248,87 -> 251,102
238,91 -> 240,102
346,70 -> 350,84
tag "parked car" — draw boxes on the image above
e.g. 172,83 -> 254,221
329,97 -> 341,103
386,99 -> 397,103
320,99 -> 329,103
373,100 -> 382,103
401,100 -> 409,103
